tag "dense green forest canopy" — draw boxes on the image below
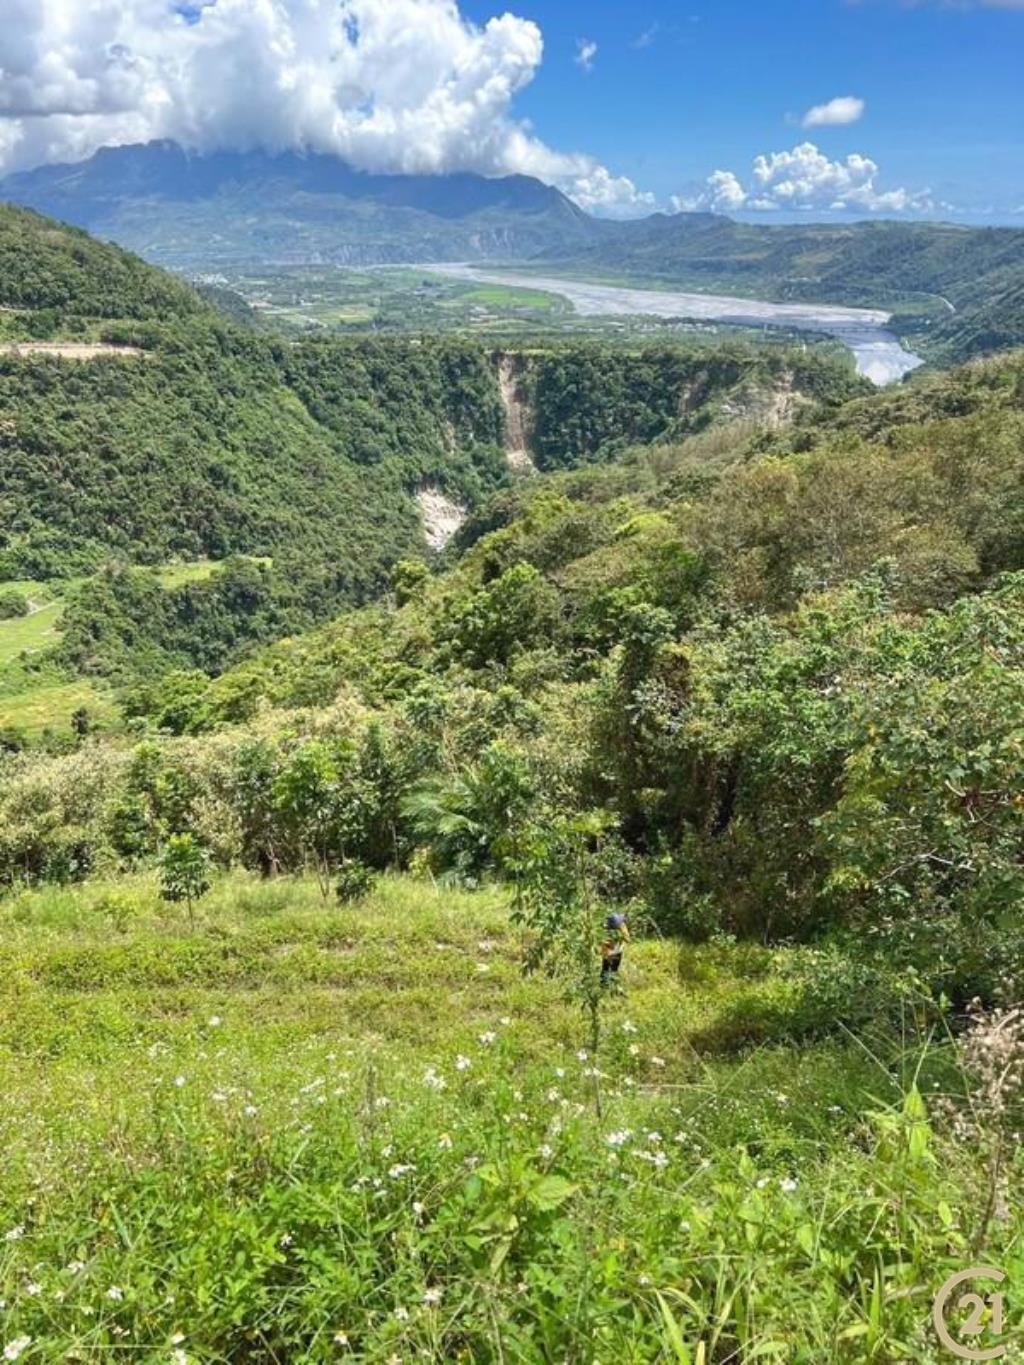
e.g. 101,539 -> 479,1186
0,203 -> 206,320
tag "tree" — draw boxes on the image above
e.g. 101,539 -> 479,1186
159,833 -> 212,927
510,809 -> 617,1116
273,740 -> 366,896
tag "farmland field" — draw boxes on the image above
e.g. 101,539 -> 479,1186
0,872 -> 1019,1362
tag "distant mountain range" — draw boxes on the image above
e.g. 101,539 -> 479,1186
0,141 -> 606,269
3,140 -> 1024,362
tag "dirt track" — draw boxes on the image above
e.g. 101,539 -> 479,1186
0,342 -> 146,359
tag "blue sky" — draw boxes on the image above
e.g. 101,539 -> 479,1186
2,0 -> 1020,222
461,0 -> 1024,221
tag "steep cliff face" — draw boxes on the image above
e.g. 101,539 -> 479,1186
495,353 -> 536,473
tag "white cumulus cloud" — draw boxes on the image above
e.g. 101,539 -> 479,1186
673,141 -> 931,215
802,96 -> 865,128
0,0 -> 652,215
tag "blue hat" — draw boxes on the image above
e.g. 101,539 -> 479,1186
606,913 -> 627,930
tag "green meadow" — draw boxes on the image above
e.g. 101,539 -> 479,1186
1,873 -> 1020,1362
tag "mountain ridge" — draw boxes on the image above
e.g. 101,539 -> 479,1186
0,141 -> 604,268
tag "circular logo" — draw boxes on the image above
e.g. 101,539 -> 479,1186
933,1266 -> 1007,1361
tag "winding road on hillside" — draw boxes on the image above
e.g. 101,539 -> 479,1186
427,264 -> 924,386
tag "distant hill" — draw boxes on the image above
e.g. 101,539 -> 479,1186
0,141 -> 604,270
542,213 -> 1024,362
544,212 -> 1024,306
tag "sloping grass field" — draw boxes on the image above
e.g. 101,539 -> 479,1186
1,874 -> 1020,1362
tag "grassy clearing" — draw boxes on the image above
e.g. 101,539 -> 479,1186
0,601 -> 64,666
0,561 -> 248,734
453,286 -> 566,313
0,679 -> 117,736
154,560 -> 224,591
0,872 -> 1020,1361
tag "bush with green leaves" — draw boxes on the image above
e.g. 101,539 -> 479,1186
335,858 -> 375,904
158,832 -> 212,925
0,588 -> 28,619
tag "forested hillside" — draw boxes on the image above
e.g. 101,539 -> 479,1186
0,203 -> 205,320
4,346 -> 1021,992
1,206 -> 875,710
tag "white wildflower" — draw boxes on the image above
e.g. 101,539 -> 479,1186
208,1016 -> 222,1028
478,1032 -> 497,1046
538,1144 -> 553,1159
4,1227 -> 24,1243
24,1283 -> 41,1297
437,1134 -> 453,1151
650,1057 -> 666,1068
422,1067 -> 446,1092
422,1287 -> 443,1306
279,1234 -> 293,1248
576,1050 -> 588,1062
621,1020 -> 637,1034
333,1330 -> 349,1345
605,1130 -> 632,1148
106,1285 -> 124,1301
455,1055 -> 472,1072
388,1164 -> 416,1179
393,1306 -> 409,1322
4,1338 -> 31,1362
780,1178 -> 798,1194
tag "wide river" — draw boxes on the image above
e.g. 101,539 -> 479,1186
426,264 -> 923,387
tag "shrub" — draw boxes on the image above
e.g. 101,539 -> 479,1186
0,588 -> 28,618
336,859 -> 376,904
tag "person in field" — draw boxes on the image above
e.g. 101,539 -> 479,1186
601,912 -> 630,986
